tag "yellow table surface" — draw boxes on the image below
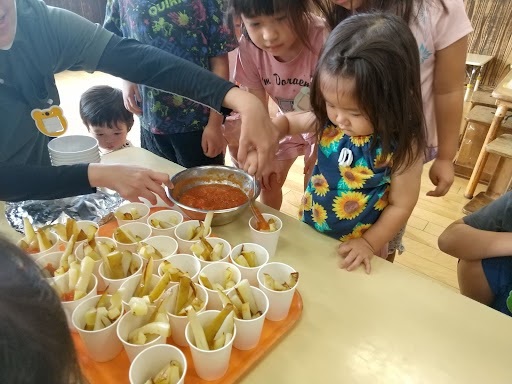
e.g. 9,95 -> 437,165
103,147 -> 512,383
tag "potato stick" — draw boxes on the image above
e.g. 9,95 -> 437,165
213,282 -> 225,292
93,307 -> 108,331
66,218 -> 78,240
263,273 -> 275,290
199,273 -> 213,290
217,289 -> 241,318
175,276 -> 192,315
36,228 -> 52,251
203,304 -> 233,349
84,308 -> 97,331
224,332 -> 233,347
241,302 -> 251,320
241,250 -> 257,267
134,257 -> 154,297
235,279 -> 258,314
234,255 -> 250,267
288,272 -> 299,288
68,261 -> 80,292
129,296 -> 150,316
168,362 -> 181,384
212,333 -> 226,350
74,256 -> 95,300
229,293 -> 244,313
186,308 -> 209,350
106,251 -> 124,279
148,272 -> 171,303
23,217 -> 36,243
203,211 -> 214,236
210,242 -> 224,261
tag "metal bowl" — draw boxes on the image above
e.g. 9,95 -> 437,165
168,165 -> 260,226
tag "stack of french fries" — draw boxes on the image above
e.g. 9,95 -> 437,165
232,247 -> 258,268
82,291 -> 123,331
187,305 -> 235,351
159,261 -> 191,282
167,276 -> 205,316
113,227 -> 143,244
53,217 -> 97,243
262,272 -> 299,291
81,239 -> 116,262
17,218 -> 55,254
114,207 -> 142,221
183,222 -> 207,241
199,267 -> 236,291
143,360 -> 183,384
149,216 -> 179,229
137,242 -> 164,260
101,248 -> 139,280
53,253 -> 95,301
190,237 -> 224,261
217,279 -> 262,320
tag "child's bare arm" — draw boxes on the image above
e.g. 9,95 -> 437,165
362,154 -> 424,256
273,112 -> 317,138
438,220 -> 512,261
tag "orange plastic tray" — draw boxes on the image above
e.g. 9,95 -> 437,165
73,208 -> 303,383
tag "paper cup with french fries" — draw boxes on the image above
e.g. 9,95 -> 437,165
248,213 -> 283,258
147,209 -> 183,238
53,218 -> 99,252
113,222 -> 152,253
229,243 -> 269,286
114,202 -> 150,227
71,292 -> 124,362
117,305 -> 170,362
191,236 -> 232,269
137,235 -> 178,274
18,226 -> 59,261
185,308 -> 237,381
99,252 -> 143,294
51,261 -> 99,331
75,236 -> 117,292
257,262 -> 299,321
198,261 -> 241,310
174,219 -> 213,254
129,344 -> 187,384
165,277 -> 208,346
120,274 -> 163,310
218,280 -> 269,350
158,253 -> 202,286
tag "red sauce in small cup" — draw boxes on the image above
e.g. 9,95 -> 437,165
179,184 -> 248,210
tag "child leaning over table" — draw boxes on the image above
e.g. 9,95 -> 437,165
245,12 -> 426,274
438,192 -> 512,317
79,85 -> 134,155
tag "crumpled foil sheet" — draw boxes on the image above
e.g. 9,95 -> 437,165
5,191 -> 126,234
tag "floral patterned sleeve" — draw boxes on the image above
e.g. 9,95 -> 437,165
103,0 -> 123,37
205,0 -> 238,58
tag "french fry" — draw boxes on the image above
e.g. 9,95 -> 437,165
148,272 -> 171,303
113,227 -> 138,244
146,360 -> 182,384
150,217 -> 178,229
160,261 -> 190,282
263,272 -> 299,291
23,217 -> 36,243
199,273 -> 213,290
137,242 -> 164,260
203,303 -> 234,349
36,228 -> 53,252
134,257 -> 154,298
174,276 -> 193,315
186,308 -> 209,350
74,256 -> 95,300
235,279 -> 258,314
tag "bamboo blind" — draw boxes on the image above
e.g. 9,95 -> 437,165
464,0 -> 512,87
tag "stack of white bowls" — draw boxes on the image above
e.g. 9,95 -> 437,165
48,135 -> 100,166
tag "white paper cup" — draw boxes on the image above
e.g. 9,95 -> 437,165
191,237 -> 232,269
147,210 -> 184,238
138,235 -> 178,274
165,283 -> 208,347
27,231 -> 60,261
53,273 -> 98,332
248,213 -> 283,258
231,286 -> 269,350
99,253 -> 143,294
199,262 -> 241,310
157,253 -> 201,286
71,294 -> 124,362
35,251 -> 66,280
113,222 -> 152,252
120,274 -> 162,310
257,262 -> 298,321
174,220 -> 212,254
229,243 -> 269,286
129,344 -> 187,384
75,236 -> 115,292
114,202 -> 151,227
48,134 -> 98,155
185,310 -> 237,381
117,311 -> 167,362
57,220 -> 99,251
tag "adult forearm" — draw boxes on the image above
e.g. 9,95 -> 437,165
438,223 -> 512,260
0,164 -> 94,202
434,90 -> 464,160
97,37 -> 235,114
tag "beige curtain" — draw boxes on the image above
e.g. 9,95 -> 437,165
464,0 -> 512,87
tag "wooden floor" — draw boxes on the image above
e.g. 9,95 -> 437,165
56,70 -> 486,293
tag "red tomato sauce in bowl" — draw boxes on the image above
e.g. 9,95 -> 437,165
179,184 -> 248,210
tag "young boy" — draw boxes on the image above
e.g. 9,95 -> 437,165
79,85 -> 134,154
438,192 -> 512,316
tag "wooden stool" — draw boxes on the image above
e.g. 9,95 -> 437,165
470,90 -> 496,108
463,134 -> 512,213
459,105 -> 512,146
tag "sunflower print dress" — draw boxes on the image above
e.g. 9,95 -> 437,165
300,123 -> 393,242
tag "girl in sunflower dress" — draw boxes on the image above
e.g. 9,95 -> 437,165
268,12 -> 427,273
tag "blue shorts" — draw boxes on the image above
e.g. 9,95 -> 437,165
481,257 -> 512,316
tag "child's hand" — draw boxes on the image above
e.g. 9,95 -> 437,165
337,238 -> 375,274
202,124 -> 226,158
243,150 -> 259,177
427,158 -> 454,197
122,80 -> 142,115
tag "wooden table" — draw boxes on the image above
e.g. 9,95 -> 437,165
464,53 -> 494,102
465,68 -> 512,201
101,147 -> 512,384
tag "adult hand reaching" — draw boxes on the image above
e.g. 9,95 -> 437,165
88,163 -> 173,206
122,80 -> 142,115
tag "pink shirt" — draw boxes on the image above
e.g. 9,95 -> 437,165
234,15 -> 326,113
408,0 -> 472,153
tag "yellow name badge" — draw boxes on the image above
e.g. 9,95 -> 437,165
31,105 -> 68,137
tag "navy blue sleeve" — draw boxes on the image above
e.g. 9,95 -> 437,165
0,164 -> 95,202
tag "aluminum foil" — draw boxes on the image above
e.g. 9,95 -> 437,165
5,191 -> 125,233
